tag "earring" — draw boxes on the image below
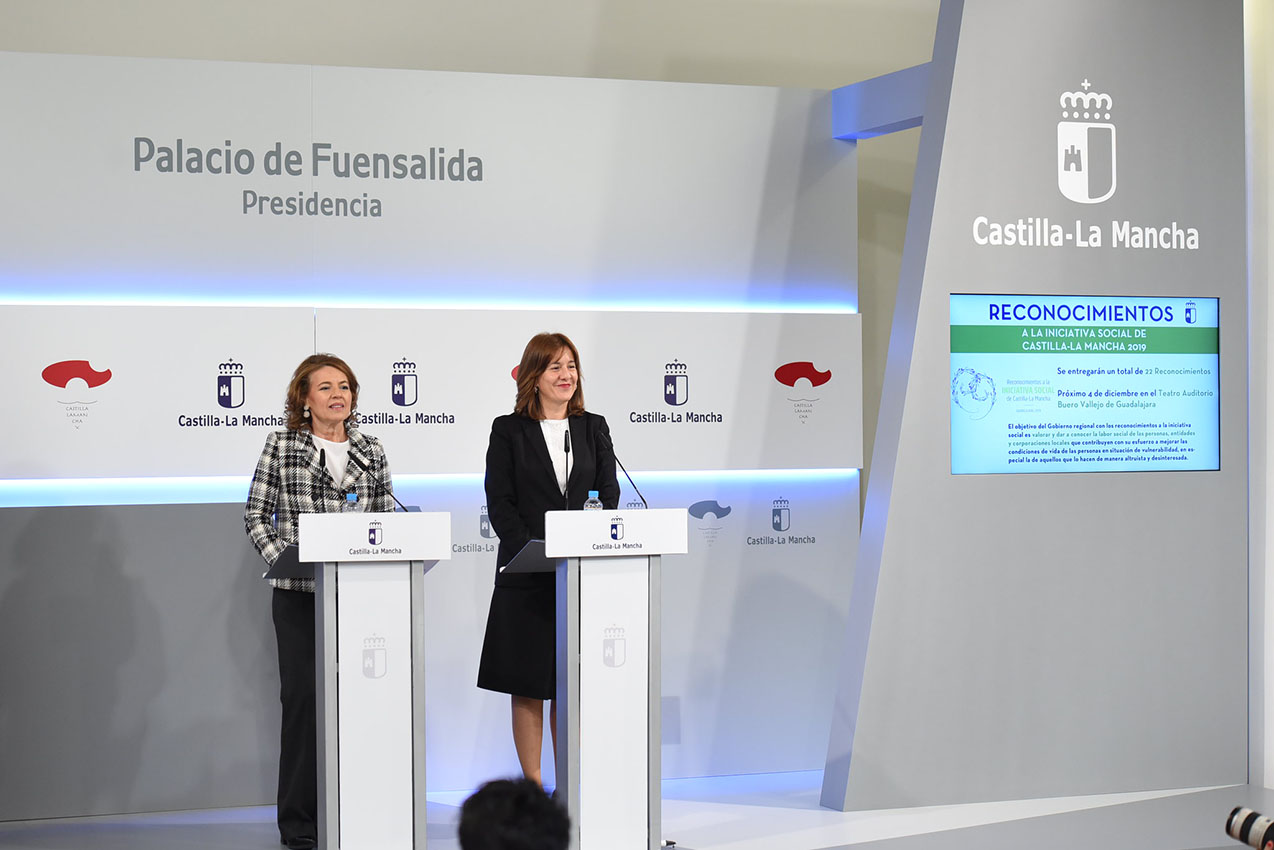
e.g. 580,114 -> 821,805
303,406 -> 310,418
534,386 -> 539,394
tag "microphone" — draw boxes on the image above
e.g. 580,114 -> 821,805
349,453 -> 412,513
563,429 -> 572,509
597,428 -> 647,509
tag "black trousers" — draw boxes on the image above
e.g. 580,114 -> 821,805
272,588 -> 317,843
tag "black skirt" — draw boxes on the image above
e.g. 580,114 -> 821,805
476,584 -> 556,700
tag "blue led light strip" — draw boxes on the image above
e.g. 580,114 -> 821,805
0,294 -> 856,314
0,469 -> 857,508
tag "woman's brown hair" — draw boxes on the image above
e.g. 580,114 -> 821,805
284,353 -> 360,431
513,333 -> 585,420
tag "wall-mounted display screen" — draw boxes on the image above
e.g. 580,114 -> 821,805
950,294 -> 1219,474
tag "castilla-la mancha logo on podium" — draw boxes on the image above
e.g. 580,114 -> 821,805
363,635 -> 387,679
603,626 -> 626,668
368,520 -> 383,546
1058,79 -> 1116,204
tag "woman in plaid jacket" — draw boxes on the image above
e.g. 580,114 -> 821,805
244,353 -> 396,850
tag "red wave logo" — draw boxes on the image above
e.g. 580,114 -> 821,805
774,361 -> 831,388
511,365 -> 519,380
42,360 -> 113,389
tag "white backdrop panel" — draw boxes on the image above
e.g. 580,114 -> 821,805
316,308 -> 862,472
0,53 -> 315,284
0,52 -> 851,304
5,306 -> 312,479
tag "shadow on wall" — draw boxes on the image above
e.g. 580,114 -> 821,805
706,568 -> 842,776
135,540 -> 278,813
227,543 -> 282,798
0,508 -> 161,820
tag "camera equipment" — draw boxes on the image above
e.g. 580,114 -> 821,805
1227,806 -> 1274,849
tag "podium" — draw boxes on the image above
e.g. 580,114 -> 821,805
298,511 -> 451,850
522,508 -> 687,850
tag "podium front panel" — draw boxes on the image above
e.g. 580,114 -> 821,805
335,562 -> 415,850
578,555 -> 652,850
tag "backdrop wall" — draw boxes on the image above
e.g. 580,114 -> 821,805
0,52 -> 860,820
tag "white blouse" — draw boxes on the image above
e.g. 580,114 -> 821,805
311,433 -> 350,486
539,418 -> 571,494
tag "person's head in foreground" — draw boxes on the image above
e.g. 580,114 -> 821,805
458,778 -> 569,850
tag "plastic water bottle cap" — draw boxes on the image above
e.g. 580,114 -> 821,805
588,490 -> 599,498
346,493 -> 358,503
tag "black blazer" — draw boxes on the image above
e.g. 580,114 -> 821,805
484,411 -> 621,586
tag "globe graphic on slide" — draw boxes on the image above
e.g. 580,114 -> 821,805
951,368 -> 996,420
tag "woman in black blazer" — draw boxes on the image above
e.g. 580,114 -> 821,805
477,332 -> 620,786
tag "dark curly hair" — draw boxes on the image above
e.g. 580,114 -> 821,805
458,778 -> 569,850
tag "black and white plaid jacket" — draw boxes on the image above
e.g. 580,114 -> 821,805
244,427 -> 396,591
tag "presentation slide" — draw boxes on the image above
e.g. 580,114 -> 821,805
950,295 -> 1219,474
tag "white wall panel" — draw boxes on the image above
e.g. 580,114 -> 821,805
824,0 -> 1247,810
5,306 -> 312,479
0,51 -> 852,307
316,309 -> 862,473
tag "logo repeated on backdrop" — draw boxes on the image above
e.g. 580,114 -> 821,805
747,496 -> 817,547
42,360 -> 113,390
179,358 -> 285,430
1057,79 -> 1116,205
603,626 -> 627,668
630,358 -> 724,426
771,497 -> 790,532
391,358 -> 418,407
453,504 -> 497,555
363,636 -> 387,679
625,499 -> 646,510
368,520 -> 383,546
774,361 -> 833,425
970,78 -> 1200,250
357,357 -> 455,428
42,359 -> 113,431
217,359 -> 245,409
688,499 -> 731,547
664,360 -> 688,406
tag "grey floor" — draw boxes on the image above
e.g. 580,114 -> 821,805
0,786 -> 1268,850
0,803 -> 462,850
822,785 -> 1274,850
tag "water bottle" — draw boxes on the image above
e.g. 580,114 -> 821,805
583,490 -> 603,510
341,493 -> 362,513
